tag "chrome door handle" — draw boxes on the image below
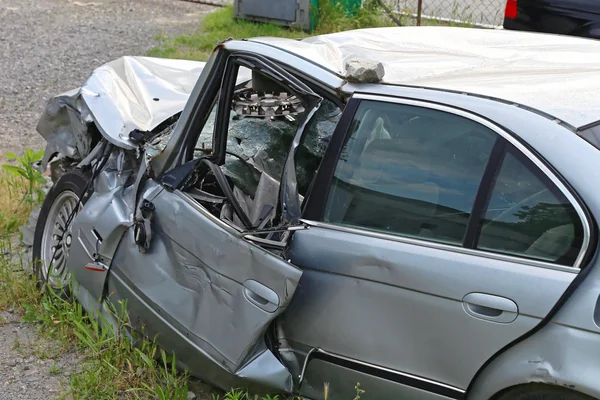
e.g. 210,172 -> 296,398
243,280 -> 279,313
462,293 -> 518,323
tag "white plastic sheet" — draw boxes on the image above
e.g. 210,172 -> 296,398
257,27 -> 600,128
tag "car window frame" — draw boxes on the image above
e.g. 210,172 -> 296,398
302,93 -> 592,272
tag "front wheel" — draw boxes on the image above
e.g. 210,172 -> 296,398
32,170 -> 89,293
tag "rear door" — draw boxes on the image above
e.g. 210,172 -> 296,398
282,94 -> 591,399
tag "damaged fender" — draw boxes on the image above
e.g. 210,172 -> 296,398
36,56 -> 206,172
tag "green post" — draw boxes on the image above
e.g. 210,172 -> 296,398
337,0 -> 363,15
310,0 -> 320,31
310,0 -> 363,31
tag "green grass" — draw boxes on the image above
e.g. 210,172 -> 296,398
0,157 -> 190,399
0,247 -> 190,398
148,6 -> 307,61
148,1 -> 395,61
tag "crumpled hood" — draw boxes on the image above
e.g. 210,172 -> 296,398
37,56 -> 205,169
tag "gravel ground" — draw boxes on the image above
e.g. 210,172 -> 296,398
0,309 -> 83,400
0,0 -> 226,398
0,0 -> 222,159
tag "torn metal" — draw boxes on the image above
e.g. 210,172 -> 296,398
36,56 -> 205,172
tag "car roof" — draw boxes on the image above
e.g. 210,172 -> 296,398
252,26 -> 600,130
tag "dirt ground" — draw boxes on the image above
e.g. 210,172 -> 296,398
0,0 -> 220,159
0,0 -> 225,398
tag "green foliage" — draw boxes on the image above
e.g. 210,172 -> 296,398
353,382 -> 365,400
312,0 -> 392,33
0,172 -> 34,236
149,2 -> 394,61
2,149 -> 46,205
48,363 -> 61,375
149,6 -> 307,61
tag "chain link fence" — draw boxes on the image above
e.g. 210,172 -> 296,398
179,0 -> 505,29
381,0 -> 505,27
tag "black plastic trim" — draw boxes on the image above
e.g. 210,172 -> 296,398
178,50 -> 228,167
463,138 -> 506,249
212,57 -> 240,166
306,351 -> 464,399
301,97 -> 360,221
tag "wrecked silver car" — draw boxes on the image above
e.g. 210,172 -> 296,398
33,26 -> 600,399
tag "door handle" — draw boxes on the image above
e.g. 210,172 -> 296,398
243,280 -> 279,313
462,293 -> 518,324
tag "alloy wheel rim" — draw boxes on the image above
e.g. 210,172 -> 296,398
40,190 -> 79,289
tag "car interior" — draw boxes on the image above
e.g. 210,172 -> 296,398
182,67 -> 341,236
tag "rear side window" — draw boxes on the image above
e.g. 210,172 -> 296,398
321,99 -> 586,267
477,149 -> 584,265
322,100 -> 497,245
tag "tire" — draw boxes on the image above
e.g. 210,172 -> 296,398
32,169 -> 90,294
496,384 -> 595,400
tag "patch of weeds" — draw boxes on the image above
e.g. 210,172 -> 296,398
48,363 -> 61,375
149,6 -> 307,61
214,380 -> 365,400
313,0 -> 393,33
2,148 -> 46,206
0,249 -> 41,312
149,1 -> 394,61
0,172 -> 38,238
39,290 -> 189,400
21,300 -> 43,323
212,390 -> 280,400
12,334 -> 21,351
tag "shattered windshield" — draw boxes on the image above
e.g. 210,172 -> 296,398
220,99 -> 341,198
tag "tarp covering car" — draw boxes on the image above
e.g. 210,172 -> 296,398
254,26 -> 600,129
36,56 -> 205,170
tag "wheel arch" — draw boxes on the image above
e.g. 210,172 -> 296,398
490,383 -> 595,400
467,321 -> 600,400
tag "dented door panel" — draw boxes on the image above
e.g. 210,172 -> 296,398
66,151 -> 140,301
282,225 -> 575,397
109,185 -> 302,388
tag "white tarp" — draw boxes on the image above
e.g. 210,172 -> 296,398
81,56 -> 206,148
37,56 -> 205,159
256,27 -> 600,128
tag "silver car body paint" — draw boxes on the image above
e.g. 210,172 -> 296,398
106,182 -> 302,392
36,88 -> 94,172
35,27 -> 600,399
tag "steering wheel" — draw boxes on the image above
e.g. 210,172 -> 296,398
200,158 -> 253,230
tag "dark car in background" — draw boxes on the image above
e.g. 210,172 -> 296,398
503,0 -> 600,39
